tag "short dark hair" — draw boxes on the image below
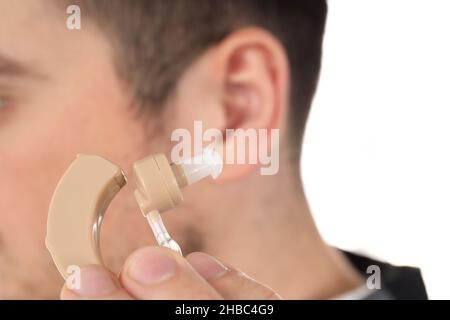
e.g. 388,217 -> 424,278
66,0 -> 327,158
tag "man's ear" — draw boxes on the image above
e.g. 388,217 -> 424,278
168,27 -> 289,181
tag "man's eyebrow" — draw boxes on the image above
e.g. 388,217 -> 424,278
0,53 -> 46,79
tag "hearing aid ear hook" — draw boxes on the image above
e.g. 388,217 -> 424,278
46,148 -> 222,279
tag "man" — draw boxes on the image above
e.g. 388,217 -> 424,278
0,0 -> 426,299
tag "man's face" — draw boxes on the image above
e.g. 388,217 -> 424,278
0,1 -> 166,298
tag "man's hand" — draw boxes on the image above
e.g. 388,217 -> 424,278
60,246 -> 282,300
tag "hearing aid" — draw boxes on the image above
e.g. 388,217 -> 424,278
46,147 -> 222,279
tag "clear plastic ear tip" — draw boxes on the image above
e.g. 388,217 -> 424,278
179,147 -> 223,185
205,147 -> 223,179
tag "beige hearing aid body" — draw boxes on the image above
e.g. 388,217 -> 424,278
46,149 -> 222,279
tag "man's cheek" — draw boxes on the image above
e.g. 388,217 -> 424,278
0,135 -> 66,223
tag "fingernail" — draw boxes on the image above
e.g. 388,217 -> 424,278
187,252 -> 229,280
68,265 -> 117,297
128,247 -> 177,285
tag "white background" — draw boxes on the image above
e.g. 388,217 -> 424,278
303,0 -> 450,299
